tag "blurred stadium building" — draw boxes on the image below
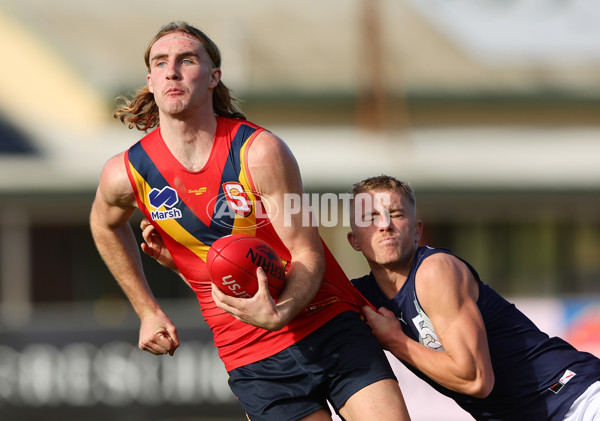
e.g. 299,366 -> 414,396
1,1 -> 600,420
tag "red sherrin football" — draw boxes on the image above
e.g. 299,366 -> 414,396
207,234 -> 286,299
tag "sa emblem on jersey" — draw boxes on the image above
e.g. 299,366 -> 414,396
222,182 -> 253,217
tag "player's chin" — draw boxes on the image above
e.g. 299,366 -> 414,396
161,100 -> 188,115
377,253 -> 402,267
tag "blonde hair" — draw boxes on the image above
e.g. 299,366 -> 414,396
350,175 -> 416,209
114,21 -> 245,131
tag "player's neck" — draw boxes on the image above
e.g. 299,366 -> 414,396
370,250 -> 417,298
372,266 -> 408,299
159,113 -> 218,172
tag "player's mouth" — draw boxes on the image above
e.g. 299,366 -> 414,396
379,236 -> 397,246
165,88 -> 184,96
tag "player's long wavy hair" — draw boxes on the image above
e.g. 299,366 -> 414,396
114,21 -> 246,131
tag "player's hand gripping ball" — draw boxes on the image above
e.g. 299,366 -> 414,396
207,234 -> 286,299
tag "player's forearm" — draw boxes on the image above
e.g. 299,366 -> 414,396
390,336 -> 492,398
90,219 -> 161,319
275,248 -> 324,324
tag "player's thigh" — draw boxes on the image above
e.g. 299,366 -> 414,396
338,378 -> 410,421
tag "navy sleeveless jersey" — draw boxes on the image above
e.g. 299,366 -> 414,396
352,246 -> 600,421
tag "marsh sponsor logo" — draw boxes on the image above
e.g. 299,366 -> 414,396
150,208 -> 182,221
148,186 -> 182,221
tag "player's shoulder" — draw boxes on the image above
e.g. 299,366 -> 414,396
98,151 -> 134,205
417,250 -> 471,286
246,130 -> 298,175
417,246 -> 461,265
415,249 -> 481,309
101,151 -> 128,179
421,250 -> 459,266
250,130 -> 290,157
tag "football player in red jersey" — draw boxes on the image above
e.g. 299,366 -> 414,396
90,21 -> 409,421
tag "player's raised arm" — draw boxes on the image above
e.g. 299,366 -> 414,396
212,131 -> 324,331
90,153 -> 179,356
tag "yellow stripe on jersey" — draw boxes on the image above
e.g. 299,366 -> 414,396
128,162 -> 209,262
230,133 -> 259,236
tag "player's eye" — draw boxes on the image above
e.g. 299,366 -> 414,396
362,213 -> 377,223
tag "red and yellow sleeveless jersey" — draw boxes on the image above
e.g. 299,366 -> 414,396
125,117 -> 369,371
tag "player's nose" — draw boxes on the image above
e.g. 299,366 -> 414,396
166,63 -> 181,80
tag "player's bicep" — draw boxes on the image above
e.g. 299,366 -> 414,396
417,255 -> 490,367
247,132 -> 321,255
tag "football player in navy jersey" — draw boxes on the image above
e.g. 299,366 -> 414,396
347,175 -> 600,421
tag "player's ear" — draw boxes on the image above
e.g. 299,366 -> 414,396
147,73 -> 154,93
209,68 -> 221,89
347,231 -> 361,251
415,219 -> 423,243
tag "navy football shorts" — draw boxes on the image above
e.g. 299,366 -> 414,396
228,311 -> 397,421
